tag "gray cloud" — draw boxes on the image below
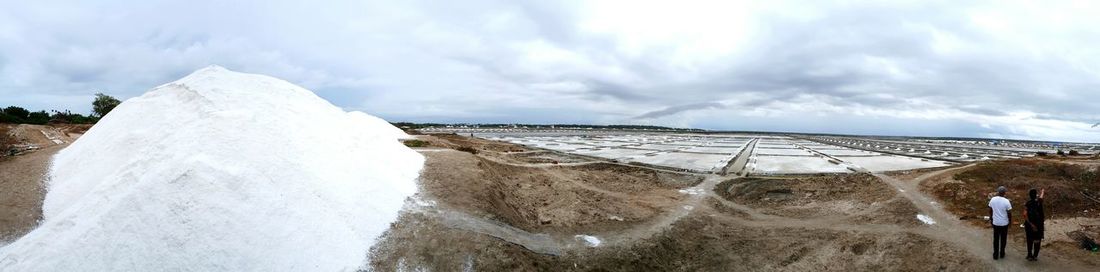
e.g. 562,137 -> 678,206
634,102 -> 725,119
2,0 -> 1099,141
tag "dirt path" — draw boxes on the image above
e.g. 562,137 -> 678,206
405,202 -> 566,255
874,168 -> 1092,271
0,144 -> 65,242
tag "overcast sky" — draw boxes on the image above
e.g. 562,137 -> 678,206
2,0 -> 1099,142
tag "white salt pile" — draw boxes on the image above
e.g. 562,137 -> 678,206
0,66 -> 423,271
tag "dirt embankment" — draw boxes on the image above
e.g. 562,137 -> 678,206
416,149 -> 700,234
432,134 -> 530,153
714,174 -> 918,224
504,151 -> 592,164
0,125 -> 16,157
371,212 -> 982,271
928,159 -> 1100,220
922,158 -> 1100,266
2,123 -> 89,157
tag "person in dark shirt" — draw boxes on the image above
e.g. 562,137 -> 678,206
1023,188 -> 1045,261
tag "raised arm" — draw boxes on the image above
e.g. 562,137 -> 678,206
1023,208 -> 1034,229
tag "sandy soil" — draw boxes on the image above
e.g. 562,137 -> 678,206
0,144 -> 64,242
415,149 -> 699,234
714,174 -> 908,220
372,135 -> 1077,271
0,123 -> 87,242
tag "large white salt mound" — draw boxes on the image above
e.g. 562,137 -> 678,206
0,66 -> 423,271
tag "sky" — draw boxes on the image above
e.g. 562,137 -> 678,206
2,0 -> 1100,142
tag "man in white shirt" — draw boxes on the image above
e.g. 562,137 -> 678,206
989,186 -> 1012,260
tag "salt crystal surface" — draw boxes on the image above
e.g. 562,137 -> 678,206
575,235 -> 602,247
916,214 -> 937,225
0,66 -> 424,271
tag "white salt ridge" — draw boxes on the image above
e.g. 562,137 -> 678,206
917,214 -> 937,225
678,188 -> 704,195
0,66 -> 424,271
575,235 -> 602,247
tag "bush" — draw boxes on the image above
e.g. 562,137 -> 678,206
50,110 -> 98,124
455,146 -> 478,154
0,112 -> 20,123
2,106 -> 30,120
402,140 -> 429,148
25,111 -> 50,125
1036,151 -> 1048,157
1069,150 -> 1080,156
1057,150 -> 1066,156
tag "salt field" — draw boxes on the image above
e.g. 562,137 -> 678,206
479,133 -> 961,175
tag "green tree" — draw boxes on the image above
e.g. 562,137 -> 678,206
92,93 -> 121,118
3,106 -> 30,120
26,111 -> 50,124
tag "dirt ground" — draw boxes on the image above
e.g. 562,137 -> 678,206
414,148 -> 699,234
714,174 -> 908,220
1,123 -> 88,156
939,159 -> 1100,220
0,144 -> 65,242
431,133 -> 531,153
371,211 -> 980,271
503,151 -> 593,164
921,159 -> 1100,266
0,123 -> 89,242
371,134 -> 1057,271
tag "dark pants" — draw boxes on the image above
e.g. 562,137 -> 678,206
1026,224 -> 1043,259
993,225 -> 1008,259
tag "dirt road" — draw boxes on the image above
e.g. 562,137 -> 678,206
0,144 -> 65,242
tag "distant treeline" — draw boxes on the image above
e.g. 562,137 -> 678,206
0,93 -> 121,125
390,122 -> 703,131
0,107 -> 98,124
